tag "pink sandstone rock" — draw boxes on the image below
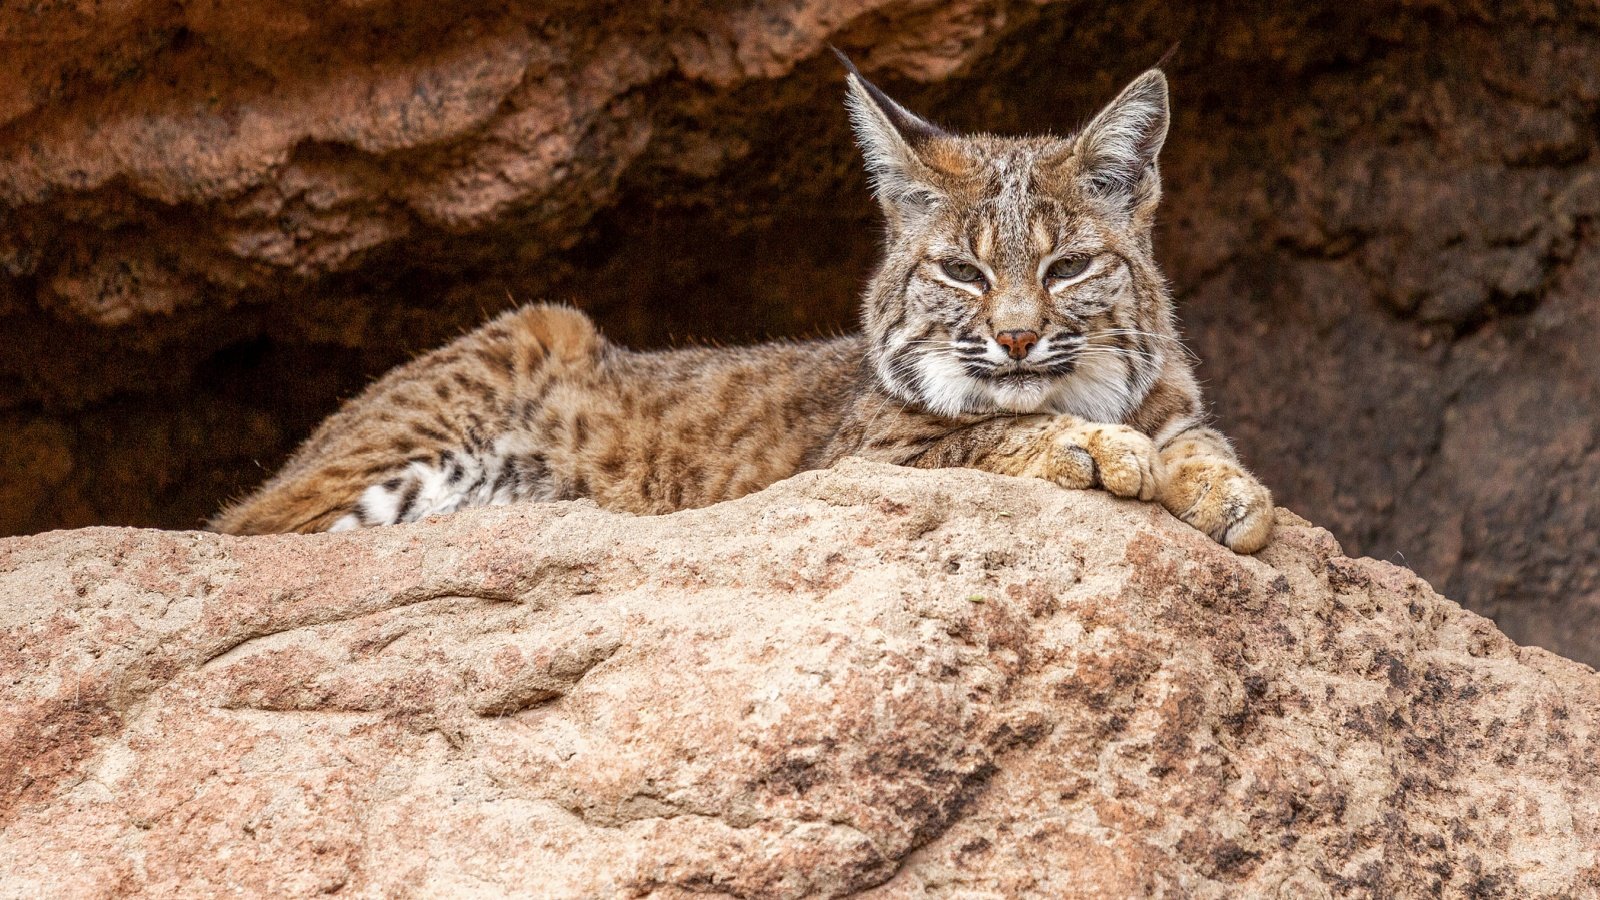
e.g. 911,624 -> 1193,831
2,460 -> 1597,896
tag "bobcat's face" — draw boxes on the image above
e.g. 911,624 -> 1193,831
843,56 -> 1173,421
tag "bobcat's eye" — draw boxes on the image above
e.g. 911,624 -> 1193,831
940,260 -> 986,285
1046,255 -> 1092,282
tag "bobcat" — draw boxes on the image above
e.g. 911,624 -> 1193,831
213,55 -> 1274,553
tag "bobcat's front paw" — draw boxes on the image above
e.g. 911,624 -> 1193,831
1027,421 -> 1162,501
1158,457 -> 1273,553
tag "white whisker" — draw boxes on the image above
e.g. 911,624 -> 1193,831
1089,328 -> 1198,361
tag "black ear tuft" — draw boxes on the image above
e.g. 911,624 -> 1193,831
829,44 -> 860,76
832,47 -> 947,145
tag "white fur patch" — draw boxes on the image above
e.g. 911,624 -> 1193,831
1042,350 -> 1146,423
348,433 -> 554,529
899,333 -> 1157,422
913,350 -> 984,417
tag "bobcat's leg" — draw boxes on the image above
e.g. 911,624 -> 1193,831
211,304 -> 599,535
906,415 -> 1163,502
1154,424 -> 1273,553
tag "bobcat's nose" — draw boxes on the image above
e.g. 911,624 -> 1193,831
995,329 -> 1040,360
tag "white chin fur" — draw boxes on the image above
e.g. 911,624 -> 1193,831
984,379 -> 1055,414
908,346 -> 1144,422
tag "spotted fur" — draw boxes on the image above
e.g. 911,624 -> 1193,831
213,59 -> 1273,553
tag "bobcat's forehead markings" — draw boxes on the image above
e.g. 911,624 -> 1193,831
1030,212 -> 1058,256
212,54 -> 1274,555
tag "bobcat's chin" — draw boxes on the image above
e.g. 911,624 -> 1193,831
978,373 -> 1060,415
893,349 -> 1059,417
898,347 -> 1146,423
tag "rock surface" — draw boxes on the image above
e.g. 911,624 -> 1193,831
2,462 -> 1596,897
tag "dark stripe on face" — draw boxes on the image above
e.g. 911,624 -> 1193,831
885,322 -> 941,400
870,264 -> 919,346
882,296 -> 910,341
1070,264 -> 1123,291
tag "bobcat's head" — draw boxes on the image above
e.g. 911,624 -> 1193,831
843,54 -> 1176,421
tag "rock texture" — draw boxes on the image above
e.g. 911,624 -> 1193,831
1,3 -> 1598,661
2,462 -> 1596,897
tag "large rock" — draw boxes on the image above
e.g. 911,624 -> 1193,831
2,462 -> 1595,896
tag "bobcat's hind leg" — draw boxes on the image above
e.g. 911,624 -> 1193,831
1155,425 -> 1273,553
333,443 -> 554,531
211,304 -> 599,535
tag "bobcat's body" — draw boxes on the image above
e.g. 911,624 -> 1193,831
214,309 -> 863,533
215,57 -> 1275,552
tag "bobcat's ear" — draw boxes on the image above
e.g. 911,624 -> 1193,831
1072,69 -> 1169,212
834,48 -> 949,213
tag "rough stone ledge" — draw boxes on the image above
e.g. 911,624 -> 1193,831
1,459 -> 1596,897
